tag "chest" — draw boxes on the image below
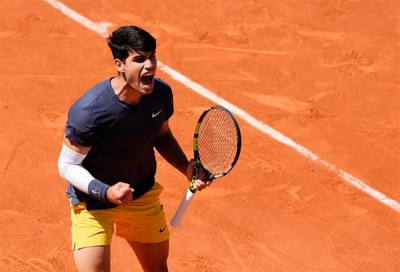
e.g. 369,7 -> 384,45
96,106 -> 166,151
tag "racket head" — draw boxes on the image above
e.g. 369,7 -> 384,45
193,105 -> 242,180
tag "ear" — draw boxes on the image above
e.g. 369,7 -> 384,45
114,59 -> 125,73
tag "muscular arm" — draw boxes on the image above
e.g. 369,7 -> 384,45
58,137 -> 133,205
154,121 -> 212,190
58,137 -> 110,201
58,137 -> 94,194
154,121 -> 190,179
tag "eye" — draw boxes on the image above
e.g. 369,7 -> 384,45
133,52 -> 156,63
134,56 -> 146,63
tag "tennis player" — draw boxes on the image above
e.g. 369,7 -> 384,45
57,25 -> 211,272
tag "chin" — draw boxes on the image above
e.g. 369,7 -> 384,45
141,86 -> 154,95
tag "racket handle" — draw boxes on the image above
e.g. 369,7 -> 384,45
170,188 -> 195,228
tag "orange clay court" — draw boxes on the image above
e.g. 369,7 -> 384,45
0,0 -> 399,271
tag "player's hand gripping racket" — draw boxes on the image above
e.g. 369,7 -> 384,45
170,105 -> 242,228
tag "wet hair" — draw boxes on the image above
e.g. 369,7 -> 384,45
107,25 -> 156,62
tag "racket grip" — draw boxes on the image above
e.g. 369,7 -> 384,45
170,188 -> 195,228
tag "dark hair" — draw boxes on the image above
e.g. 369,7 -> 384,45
107,25 -> 156,61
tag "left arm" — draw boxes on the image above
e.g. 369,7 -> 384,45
154,121 -> 212,190
154,120 -> 190,179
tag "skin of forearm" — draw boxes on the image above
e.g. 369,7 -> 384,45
154,130 -> 189,176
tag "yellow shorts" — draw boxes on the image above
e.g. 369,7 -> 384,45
70,182 -> 169,250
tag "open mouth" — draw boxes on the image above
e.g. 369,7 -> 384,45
141,72 -> 154,86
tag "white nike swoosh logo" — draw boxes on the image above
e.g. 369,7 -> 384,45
91,189 -> 100,196
152,109 -> 162,118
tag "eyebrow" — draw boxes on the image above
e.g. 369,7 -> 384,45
133,51 -> 156,57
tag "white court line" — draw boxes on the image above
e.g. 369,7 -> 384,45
43,0 -> 113,36
43,0 -> 400,213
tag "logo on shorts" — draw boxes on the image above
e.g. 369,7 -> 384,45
159,226 -> 167,233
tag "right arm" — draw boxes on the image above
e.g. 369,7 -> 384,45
58,137 -> 133,206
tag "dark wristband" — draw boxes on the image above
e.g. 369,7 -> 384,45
88,179 -> 110,203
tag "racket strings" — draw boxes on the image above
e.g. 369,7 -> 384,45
197,108 -> 238,174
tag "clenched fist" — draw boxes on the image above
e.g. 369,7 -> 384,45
106,182 -> 134,206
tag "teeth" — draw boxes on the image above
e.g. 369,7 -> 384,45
143,72 -> 153,77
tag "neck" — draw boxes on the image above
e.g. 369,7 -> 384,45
111,75 -> 143,105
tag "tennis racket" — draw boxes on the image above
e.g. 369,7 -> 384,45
170,105 -> 242,228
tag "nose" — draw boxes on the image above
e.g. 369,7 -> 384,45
144,58 -> 156,70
